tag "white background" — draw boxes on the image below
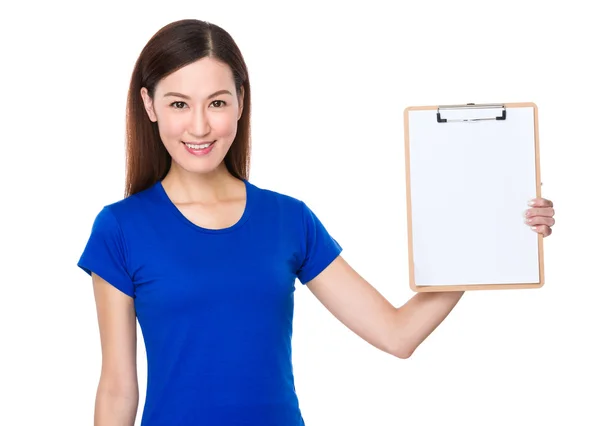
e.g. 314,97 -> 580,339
1,1 -> 599,425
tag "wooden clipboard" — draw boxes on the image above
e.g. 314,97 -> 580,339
403,102 -> 545,292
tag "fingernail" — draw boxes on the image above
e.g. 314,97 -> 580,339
531,226 -> 537,231
528,200 -> 535,206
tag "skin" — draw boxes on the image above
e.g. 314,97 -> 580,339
91,57 -> 556,424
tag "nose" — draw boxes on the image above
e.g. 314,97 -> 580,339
189,107 -> 210,137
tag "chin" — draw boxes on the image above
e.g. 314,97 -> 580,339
177,160 -> 224,176
165,141 -> 232,176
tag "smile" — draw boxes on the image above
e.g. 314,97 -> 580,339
183,141 -> 214,149
182,140 -> 216,156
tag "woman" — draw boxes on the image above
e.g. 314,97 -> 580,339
78,19 -> 556,426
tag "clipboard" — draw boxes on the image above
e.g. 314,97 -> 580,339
403,102 -> 544,292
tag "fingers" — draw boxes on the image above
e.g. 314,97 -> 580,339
530,224 -> 552,237
526,198 -> 555,238
525,215 -> 555,227
528,197 -> 553,208
526,207 -> 555,218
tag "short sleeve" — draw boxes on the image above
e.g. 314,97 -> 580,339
77,206 -> 135,298
296,202 -> 343,284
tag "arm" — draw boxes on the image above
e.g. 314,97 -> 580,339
92,273 -> 139,425
306,197 -> 555,359
307,257 -> 463,359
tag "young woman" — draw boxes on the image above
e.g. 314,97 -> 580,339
78,19 -> 556,426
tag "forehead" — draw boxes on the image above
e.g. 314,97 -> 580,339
155,57 -> 235,96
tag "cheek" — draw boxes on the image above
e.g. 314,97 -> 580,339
157,115 -> 186,140
211,112 -> 239,137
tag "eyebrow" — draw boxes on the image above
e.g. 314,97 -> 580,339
163,90 -> 233,100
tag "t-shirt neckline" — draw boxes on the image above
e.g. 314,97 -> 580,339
154,178 -> 254,234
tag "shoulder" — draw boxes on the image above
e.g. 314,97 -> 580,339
247,180 -> 308,213
246,180 -> 329,235
88,183 -> 161,231
112,182 -> 161,214
247,183 -> 343,284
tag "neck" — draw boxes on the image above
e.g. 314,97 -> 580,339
161,163 -> 242,205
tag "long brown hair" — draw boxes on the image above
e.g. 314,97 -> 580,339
124,19 -> 252,197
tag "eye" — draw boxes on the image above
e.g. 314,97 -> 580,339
170,101 -> 187,109
211,100 -> 227,108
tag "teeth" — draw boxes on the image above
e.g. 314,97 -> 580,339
185,142 -> 212,150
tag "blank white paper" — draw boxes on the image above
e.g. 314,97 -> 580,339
407,106 -> 540,286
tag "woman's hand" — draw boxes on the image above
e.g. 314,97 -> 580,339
526,198 -> 555,237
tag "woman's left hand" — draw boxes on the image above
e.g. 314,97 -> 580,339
526,198 -> 555,237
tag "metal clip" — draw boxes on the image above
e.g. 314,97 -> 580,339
437,103 -> 507,123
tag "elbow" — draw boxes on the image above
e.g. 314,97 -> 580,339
97,381 -> 139,402
98,374 -> 139,400
392,345 -> 415,359
382,318 -> 415,359
387,333 -> 416,359
95,378 -> 139,424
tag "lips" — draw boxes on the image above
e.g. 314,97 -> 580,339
182,141 -> 215,149
182,140 -> 216,156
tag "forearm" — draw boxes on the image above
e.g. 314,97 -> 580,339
95,383 -> 138,426
391,291 -> 464,358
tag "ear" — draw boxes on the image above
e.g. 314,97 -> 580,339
140,87 -> 158,122
237,86 -> 244,121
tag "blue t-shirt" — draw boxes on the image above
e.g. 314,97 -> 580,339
77,179 -> 342,425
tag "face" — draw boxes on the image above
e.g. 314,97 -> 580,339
140,57 -> 244,177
